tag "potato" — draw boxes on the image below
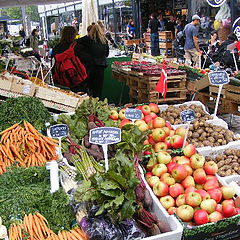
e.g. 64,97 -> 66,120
217,161 -> 225,168
192,132 -> 200,139
225,169 -> 232,176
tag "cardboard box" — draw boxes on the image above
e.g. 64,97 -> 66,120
53,91 -> 80,108
195,75 -> 210,91
11,82 -> 35,96
35,86 -> 56,101
0,78 -> 12,90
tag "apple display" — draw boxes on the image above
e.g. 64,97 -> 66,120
120,119 -> 132,128
176,156 -> 191,166
170,135 -> 184,149
152,117 -> 166,128
144,115 -> 153,124
190,154 -> 205,169
200,199 -> 217,214
176,194 -> 186,207
157,151 -> 172,164
183,144 -> 196,158
193,169 -> 207,184
175,127 -> 187,139
167,162 -> 178,175
160,195 -> 175,210
172,165 -> 188,181
209,211 -> 223,222
164,136 -> 172,149
204,179 -> 219,191
153,181 -> 169,197
149,103 -> 160,114
141,105 -> 151,116
183,164 -> 193,176
223,204 -> 237,218
194,209 -> 209,225
155,142 -> 168,152
168,207 -> 177,215
109,110 -> 119,120
148,176 -> 160,188
204,161 -> 218,175
161,173 -> 175,185
169,183 -> 184,198
152,164 -> 168,177
176,205 -> 194,222
119,108 -> 126,120
196,189 -> 210,201
150,112 -> 158,119
185,192 -> 202,207
207,188 -> 222,203
152,128 -> 167,142
182,176 -> 195,188
221,186 -> 235,200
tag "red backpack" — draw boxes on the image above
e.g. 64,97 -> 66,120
53,42 -> 87,87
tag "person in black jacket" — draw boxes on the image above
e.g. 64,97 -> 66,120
75,23 -> 109,98
148,13 -> 160,56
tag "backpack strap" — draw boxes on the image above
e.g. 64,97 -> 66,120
70,42 -> 76,49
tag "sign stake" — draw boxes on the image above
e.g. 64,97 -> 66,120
102,144 -> 109,172
214,84 -> 223,118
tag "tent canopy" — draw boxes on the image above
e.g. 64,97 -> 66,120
0,0 -> 76,8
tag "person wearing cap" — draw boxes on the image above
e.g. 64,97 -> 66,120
183,15 -> 202,67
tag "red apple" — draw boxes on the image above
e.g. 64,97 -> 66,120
157,151 -> 172,164
145,172 -> 153,182
185,186 -> 196,194
204,161 -> 218,175
165,121 -> 172,130
182,176 -> 195,188
170,135 -> 184,149
175,127 -> 187,139
119,108 -> 126,120
193,169 -> 207,184
169,183 -> 184,198
150,112 -> 158,119
164,136 -> 172,149
207,188 -> 222,203
204,179 -> 219,191
153,181 -> 169,197
206,175 -> 218,181
195,184 -> 204,190
186,192 -> 202,207
142,105 -> 151,116
172,156 -> 181,163
190,154 -> 205,169
138,122 -> 149,132
162,127 -> 170,136
149,103 -> 160,114
152,128 -> 167,142
136,106 -> 142,111
161,173 -> 176,185
152,164 -> 168,177
172,165 -> 188,181
176,194 -> 186,207
148,135 -> 156,146
209,211 -> 223,222
144,115 -> 153,124
148,120 -> 154,130
109,110 -> 119,120
183,164 -> 193,176
167,162 -> 178,175
223,204 -> 237,218
196,189 -> 210,201
134,120 -> 145,127
148,176 -> 160,188
200,199 -> 217,214
216,204 -> 223,213
152,117 -> 165,129
169,130 -> 175,137
144,139 -> 149,145
155,142 -> 168,152
160,195 -> 175,210
183,144 -> 196,158
222,199 -> 235,208
176,205 -> 194,222
236,208 -> 240,214
120,119 -> 132,128
221,186 -> 235,200
146,157 -> 157,171
176,156 -> 191,166
194,210 -> 209,225
168,207 -> 177,215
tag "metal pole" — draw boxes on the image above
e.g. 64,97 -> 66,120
21,6 -> 27,35
230,0 -> 234,30
97,0 -> 101,20
112,0 -> 117,40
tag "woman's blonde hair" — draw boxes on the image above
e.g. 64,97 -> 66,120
87,23 -> 106,44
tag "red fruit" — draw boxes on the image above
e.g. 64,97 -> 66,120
183,164 -> 193,176
168,207 -> 177,215
146,157 -> 157,171
149,103 -> 160,114
167,162 -> 178,175
152,117 -> 166,129
207,188 -> 222,203
145,172 -> 153,182
216,204 -> 223,213
152,128 -> 167,142
144,115 -> 153,124
176,156 -> 191,166
236,208 -> 240,214
223,204 -> 237,218
164,136 -> 172,149
194,210 -> 209,225
196,189 -> 210,201
144,151 -> 152,155
148,135 -> 156,146
193,169 -> 207,184
172,165 -> 188,181
209,211 -> 223,223
204,178 -> 219,191
172,156 -> 181,162
169,183 -> 184,198
185,186 -> 196,194
222,199 -> 235,207
171,135 -> 184,149
204,161 -> 218,175
120,119 -> 132,128
150,112 -> 158,119
165,121 -> 172,130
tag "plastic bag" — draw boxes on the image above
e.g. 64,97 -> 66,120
215,3 -> 231,21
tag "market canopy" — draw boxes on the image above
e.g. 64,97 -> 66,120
0,0 -> 77,7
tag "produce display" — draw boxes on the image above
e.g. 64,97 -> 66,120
206,149 -> 240,176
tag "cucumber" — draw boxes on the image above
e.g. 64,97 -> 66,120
230,77 -> 240,86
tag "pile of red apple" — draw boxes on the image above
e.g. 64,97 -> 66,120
145,145 -> 239,226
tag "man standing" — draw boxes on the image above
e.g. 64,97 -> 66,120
148,13 -> 160,56
184,15 -> 202,67
158,15 -> 165,32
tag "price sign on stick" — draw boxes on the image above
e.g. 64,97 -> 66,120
89,127 -> 121,171
208,71 -> 230,118
181,110 -> 196,150
125,108 -> 142,122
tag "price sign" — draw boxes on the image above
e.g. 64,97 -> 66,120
49,124 -> 69,138
206,0 -> 226,7
125,108 -> 142,121
233,17 -> 240,40
181,110 -> 196,123
89,127 -> 121,171
208,70 -> 229,86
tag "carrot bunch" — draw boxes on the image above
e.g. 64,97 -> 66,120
0,121 -> 58,174
8,212 -> 88,240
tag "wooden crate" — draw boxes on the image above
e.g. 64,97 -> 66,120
209,85 -> 226,98
225,85 -> 240,102
159,42 -> 172,49
112,70 -> 120,80
160,47 -> 173,57
159,31 -> 172,39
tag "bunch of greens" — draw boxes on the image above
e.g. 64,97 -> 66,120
0,166 -> 74,233
0,96 -> 52,132
75,150 -> 140,222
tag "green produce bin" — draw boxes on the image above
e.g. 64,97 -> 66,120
101,56 -> 131,105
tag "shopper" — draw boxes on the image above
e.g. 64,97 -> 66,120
52,26 -> 87,93
30,29 -> 41,61
76,24 -> 109,98
175,20 -> 183,38
166,16 -> 176,39
181,15 -> 188,28
19,26 -> 25,46
183,15 -> 202,67
158,15 -> 165,32
148,13 -> 160,56
126,20 -> 135,40
72,17 -> 79,31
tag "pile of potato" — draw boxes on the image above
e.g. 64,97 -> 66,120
206,149 -> 240,176
188,121 -> 239,148
160,104 -> 213,125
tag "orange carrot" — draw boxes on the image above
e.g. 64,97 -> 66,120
0,122 -> 19,135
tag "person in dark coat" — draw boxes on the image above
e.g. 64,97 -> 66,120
75,23 -> 109,98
